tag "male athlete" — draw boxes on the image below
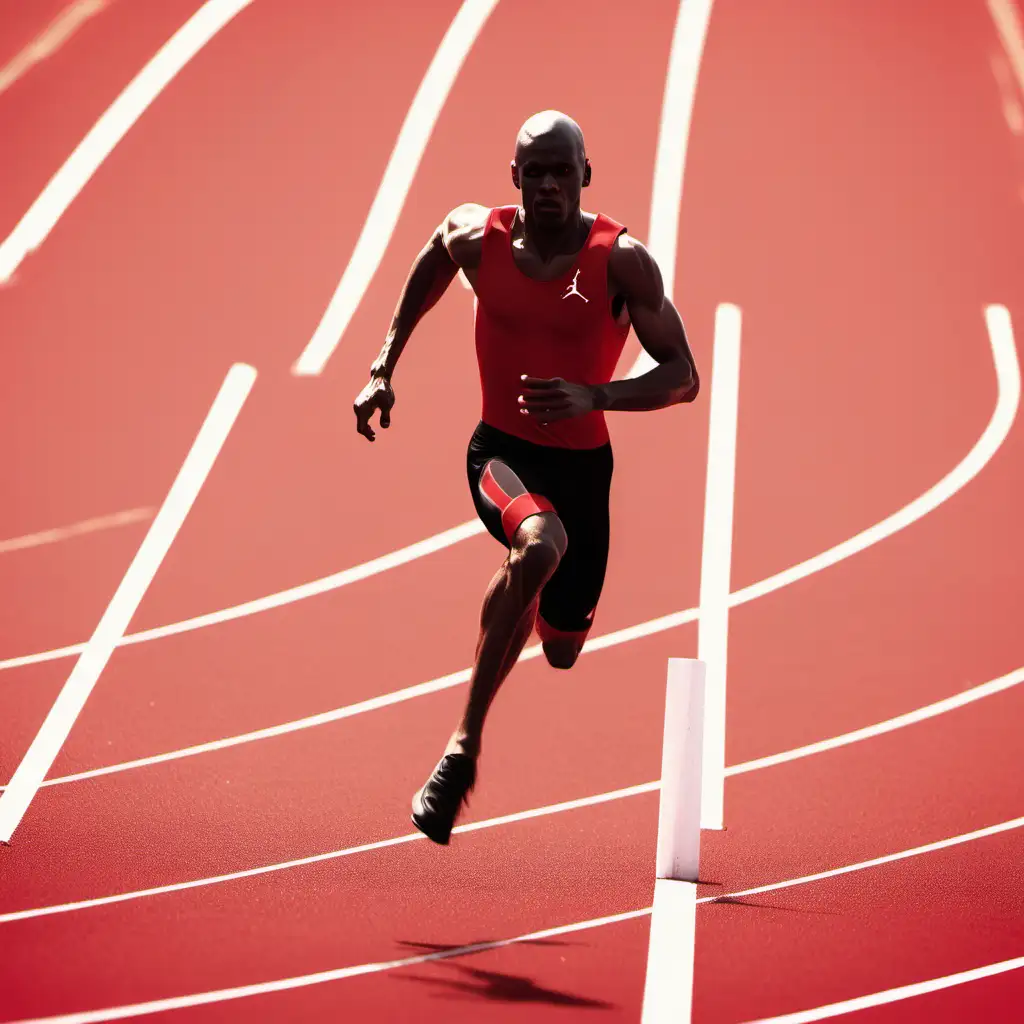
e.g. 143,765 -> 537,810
353,111 -> 698,845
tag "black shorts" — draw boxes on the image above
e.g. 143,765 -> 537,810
466,420 -> 613,633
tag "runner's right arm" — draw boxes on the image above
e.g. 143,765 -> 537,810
354,204 -> 485,441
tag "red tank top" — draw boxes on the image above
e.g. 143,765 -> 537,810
473,205 -> 630,449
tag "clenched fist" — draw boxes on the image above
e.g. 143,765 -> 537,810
353,375 -> 395,442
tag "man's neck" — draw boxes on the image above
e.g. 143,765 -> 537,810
518,207 -> 588,265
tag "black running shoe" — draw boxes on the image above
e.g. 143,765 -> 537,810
411,753 -> 477,845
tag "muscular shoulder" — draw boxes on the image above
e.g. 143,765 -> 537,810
440,203 -> 489,269
608,233 -> 664,308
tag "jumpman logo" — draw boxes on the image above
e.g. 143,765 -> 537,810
561,270 -> 588,303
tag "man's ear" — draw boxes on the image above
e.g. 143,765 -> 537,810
510,160 -> 520,189
583,159 -> 592,187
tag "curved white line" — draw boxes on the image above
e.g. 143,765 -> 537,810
5,663 -> 1021,918
731,304 -> 1019,609
746,956 -> 1024,1023
291,0 -> 500,376
726,664 -> 1024,776
6,816 -> 1020,1020
2,308 -> 1013,792
0,0 -> 255,284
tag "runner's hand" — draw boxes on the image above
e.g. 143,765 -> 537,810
354,375 -> 395,442
518,375 -> 596,424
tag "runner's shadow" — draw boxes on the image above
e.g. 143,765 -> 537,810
392,961 -> 614,1009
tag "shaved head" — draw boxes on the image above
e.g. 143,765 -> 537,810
511,110 -> 591,228
515,110 -> 586,162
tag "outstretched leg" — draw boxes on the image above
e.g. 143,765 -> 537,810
449,516 -> 563,758
412,460 -> 565,844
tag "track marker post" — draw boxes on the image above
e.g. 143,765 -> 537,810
698,302 -> 742,830
641,657 -> 707,1023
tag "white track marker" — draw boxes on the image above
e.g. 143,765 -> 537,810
291,0 -> 499,376
697,303 -> 740,829
4,306 -> 1013,676
0,0 -> 110,99
0,364 -> 256,843
0,508 -> 152,555
9,814 -> 1024,1021
0,0 -> 254,284
988,0 -> 1024,101
745,956 -> 1024,1024
626,0 -> 715,379
642,658 -> 706,1023
655,659 -> 707,882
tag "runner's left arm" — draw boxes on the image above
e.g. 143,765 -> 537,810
592,236 -> 698,411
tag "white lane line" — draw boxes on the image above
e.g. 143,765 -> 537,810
7,815 -> 1022,1020
626,0 -> 715,380
0,519 -> 486,672
4,305 -> 1013,676
705,814 -> 1024,906
0,365 -> 256,843
0,0 -> 254,284
989,0 -> 1024,102
727,664 -> 1024,776
745,956 -> 1024,1023
0,508 -> 152,555
291,0 -> 500,376
6,666 -> 1021,918
4,909 -> 654,1024
729,305 -> 1019,610
697,303 -> 740,829
0,781 -> 660,922
0,0 -> 110,99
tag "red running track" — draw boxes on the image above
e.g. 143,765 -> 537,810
2,0 -> 1023,1021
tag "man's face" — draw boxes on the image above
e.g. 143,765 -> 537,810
512,135 -> 589,228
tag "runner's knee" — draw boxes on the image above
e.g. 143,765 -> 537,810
509,517 -> 565,583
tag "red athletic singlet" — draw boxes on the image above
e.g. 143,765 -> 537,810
473,206 -> 630,449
